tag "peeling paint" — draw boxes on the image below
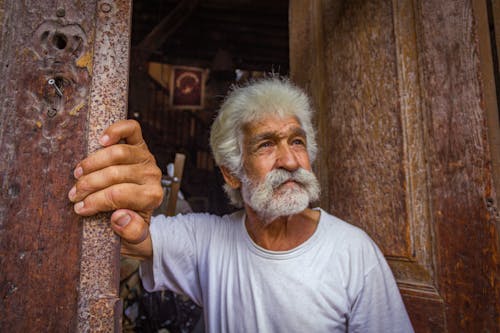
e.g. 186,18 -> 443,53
69,101 -> 86,116
77,51 -> 94,75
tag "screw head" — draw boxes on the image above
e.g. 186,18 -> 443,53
100,3 -> 112,13
47,108 -> 57,118
56,8 -> 65,17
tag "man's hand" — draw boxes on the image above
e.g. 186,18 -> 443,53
68,119 -> 163,257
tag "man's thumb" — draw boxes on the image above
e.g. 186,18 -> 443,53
110,209 -> 149,244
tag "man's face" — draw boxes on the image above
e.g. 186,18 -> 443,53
242,115 -> 312,180
239,115 -> 319,222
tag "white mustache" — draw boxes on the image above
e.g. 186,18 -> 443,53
241,167 -> 321,223
265,168 -> 316,191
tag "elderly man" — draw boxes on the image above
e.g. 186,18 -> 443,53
69,78 -> 413,332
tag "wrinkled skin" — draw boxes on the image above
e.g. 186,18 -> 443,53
68,119 -> 162,258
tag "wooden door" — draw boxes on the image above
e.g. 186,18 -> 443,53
0,1 -> 132,331
290,0 -> 499,331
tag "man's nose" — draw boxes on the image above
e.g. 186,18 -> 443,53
276,144 -> 299,171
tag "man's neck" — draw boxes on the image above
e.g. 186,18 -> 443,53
244,207 -> 321,251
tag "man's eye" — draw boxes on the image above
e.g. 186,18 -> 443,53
292,138 -> 306,146
258,141 -> 273,149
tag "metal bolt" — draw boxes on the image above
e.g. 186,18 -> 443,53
47,108 -> 57,118
56,8 -> 65,17
48,78 -> 63,97
100,3 -> 112,13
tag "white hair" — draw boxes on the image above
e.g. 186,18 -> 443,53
209,77 -> 318,207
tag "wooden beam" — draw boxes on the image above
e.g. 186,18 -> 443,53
166,153 -> 186,216
137,0 -> 200,56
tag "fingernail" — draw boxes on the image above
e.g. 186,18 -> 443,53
99,134 -> 110,146
115,213 -> 131,227
68,186 -> 76,200
74,201 -> 84,213
74,167 -> 83,179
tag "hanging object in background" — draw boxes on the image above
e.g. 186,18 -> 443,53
170,65 -> 206,109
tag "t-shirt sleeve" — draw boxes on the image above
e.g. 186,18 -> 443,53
347,236 -> 414,332
139,213 -> 207,306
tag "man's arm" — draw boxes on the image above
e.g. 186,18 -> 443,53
68,119 -> 163,260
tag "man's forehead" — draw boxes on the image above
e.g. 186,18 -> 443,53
243,115 -> 304,136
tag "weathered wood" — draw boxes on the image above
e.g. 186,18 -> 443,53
166,153 -> 186,216
416,0 -> 499,330
137,0 -> 199,55
0,0 -> 132,331
0,1 -> 95,331
290,0 -> 499,331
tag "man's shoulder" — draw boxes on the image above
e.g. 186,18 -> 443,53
318,209 -> 369,236
316,208 -> 378,251
316,209 -> 388,278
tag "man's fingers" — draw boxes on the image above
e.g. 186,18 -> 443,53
68,164 -> 161,203
73,183 -> 163,216
110,209 -> 149,244
100,119 -> 145,147
75,143 -> 155,177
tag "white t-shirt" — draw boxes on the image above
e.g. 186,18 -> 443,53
140,209 -> 414,333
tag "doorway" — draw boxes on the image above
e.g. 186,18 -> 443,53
122,1 -> 290,331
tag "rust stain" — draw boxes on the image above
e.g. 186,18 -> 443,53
22,47 -> 38,61
77,1 -> 132,331
69,101 -> 86,116
76,51 -> 94,75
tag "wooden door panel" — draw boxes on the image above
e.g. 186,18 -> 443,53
290,0 -> 499,331
320,0 -> 444,328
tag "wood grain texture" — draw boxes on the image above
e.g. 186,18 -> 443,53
0,1 -> 96,331
290,0 -> 499,331
325,0 -> 409,257
416,0 -> 499,330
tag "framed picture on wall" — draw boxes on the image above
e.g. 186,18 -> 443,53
169,66 -> 205,109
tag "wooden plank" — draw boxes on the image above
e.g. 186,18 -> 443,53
0,0 -> 132,331
416,0 -> 499,330
166,153 -> 186,216
0,1 -> 96,331
138,0 -> 199,54
290,0 -> 499,331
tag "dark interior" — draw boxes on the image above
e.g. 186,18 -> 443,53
128,0 -> 290,215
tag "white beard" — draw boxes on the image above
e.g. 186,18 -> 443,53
241,168 -> 320,224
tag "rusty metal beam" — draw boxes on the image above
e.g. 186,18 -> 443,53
77,1 -> 132,332
0,0 -> 131,331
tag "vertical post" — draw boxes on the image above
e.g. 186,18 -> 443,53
0,0 -> 132,331
166,153 -> 186,216
77,1 -> 132,332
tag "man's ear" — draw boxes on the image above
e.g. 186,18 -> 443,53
220,166 -> 241,189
